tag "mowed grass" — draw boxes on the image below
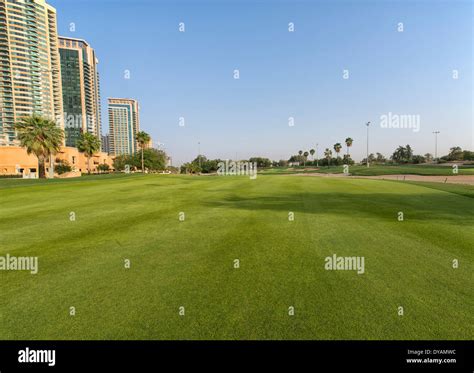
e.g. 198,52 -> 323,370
261,164 -> 474,176
0,174 -> 473,340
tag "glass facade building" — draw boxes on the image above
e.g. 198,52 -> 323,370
101,134 -> 110,154
59,37 -> 101,147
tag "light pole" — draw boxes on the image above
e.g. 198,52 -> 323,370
198,141 -> 201,169
316,143 -> 319,167
366,121 -> 371,168
433,131 -> 440,161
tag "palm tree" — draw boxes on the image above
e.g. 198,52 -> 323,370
14,114 -> 64,179
333,143 -> 342,158
310,148 -> 315,161
135,131 -> 151,173
297,150 -> 303,165
77,132 -> 101,174
345,137 -> 353,156
303,151 -> 309,166
324,148 -> 332,168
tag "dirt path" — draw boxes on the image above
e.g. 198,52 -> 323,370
354,174 -> 474,185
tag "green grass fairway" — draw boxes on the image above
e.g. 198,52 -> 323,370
0,174 -> 473,340
262,164 -> 474,176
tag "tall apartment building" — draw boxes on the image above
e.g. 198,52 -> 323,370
0,0 -> 63,146
59,36 -> 102,147
108,98 -> 140,156
101,134 -> 109,154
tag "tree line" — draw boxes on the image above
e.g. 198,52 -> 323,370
13,114 -> 166,178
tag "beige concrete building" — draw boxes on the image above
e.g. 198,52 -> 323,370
0,0 -> 63,146
108,98 -> 140,156
145,136 -> 153,149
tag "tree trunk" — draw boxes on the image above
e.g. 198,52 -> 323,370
141,147 -> 144,173
38,156 -> 46,179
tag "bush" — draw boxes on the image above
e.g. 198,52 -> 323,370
113,155 -> 129,171
113,149 -> 167,172
332,157 -> 343,166
181,162 -> 201,174
342,154 -> 355,165
463,150 -> 474,161
412,155 -> 426,164
97,164 -> 110,173
55,160 -> 72,175
0,174 -> 22,179
249,157 -> 272,168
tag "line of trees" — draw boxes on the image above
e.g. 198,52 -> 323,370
363,145 -> 474,165
440,147 -> 474,162
14,114 -> 104,178
13,116 -> 474,178
113,148 -> 167,172
180,155 -> 275,174
289,138 -> 355,167
180,155 -> 222,174
113,131 -> 168,172
13,114 -> 166,178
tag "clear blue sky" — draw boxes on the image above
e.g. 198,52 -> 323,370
50,0 -> 472,165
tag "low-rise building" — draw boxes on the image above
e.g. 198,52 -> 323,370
0,147 -> 114,178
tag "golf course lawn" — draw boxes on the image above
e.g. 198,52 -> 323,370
261,164 -> 474,176
0,174 -> 473,340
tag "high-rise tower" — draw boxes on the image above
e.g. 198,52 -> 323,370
59,36 -> 102,147
0,0 -> 63,146
108,98 -> 140,156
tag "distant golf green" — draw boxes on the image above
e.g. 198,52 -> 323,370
261,164 -> 474,176
0,174 -> 472,339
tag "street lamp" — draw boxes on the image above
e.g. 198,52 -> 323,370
198,141 -> 201,169
433,131 -> 440,161
366,121 -> 371,168
316,143 -> 319,167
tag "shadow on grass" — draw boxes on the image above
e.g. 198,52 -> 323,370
204,191 -> 474,225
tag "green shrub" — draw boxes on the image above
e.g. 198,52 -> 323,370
55,160 -> 72,175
